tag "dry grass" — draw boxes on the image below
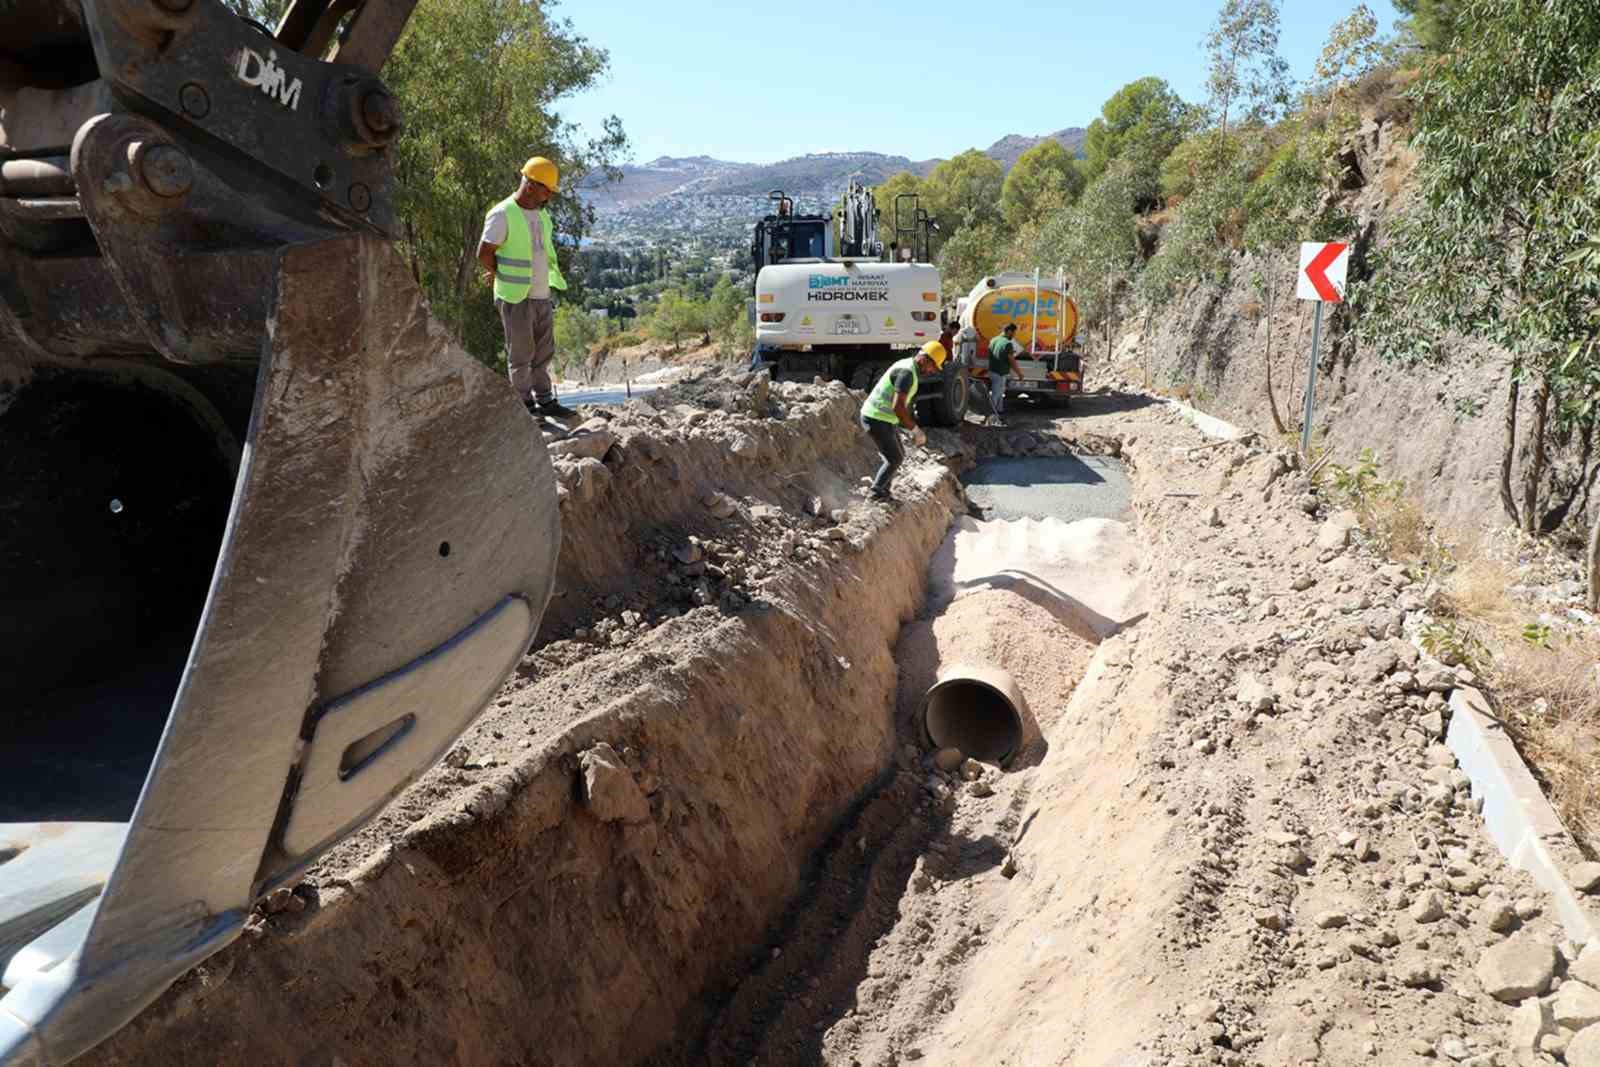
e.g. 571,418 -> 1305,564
1241,299 -> 1264,322
1489,630 -> 1600,853
1422,538 -> 1600,855
1362,494 -> 1435,566
1442,555 -> 1522,627
1332,468 -> 1600,855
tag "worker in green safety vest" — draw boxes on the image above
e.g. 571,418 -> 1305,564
477,156 -> 574,418
859,340 -> 948,502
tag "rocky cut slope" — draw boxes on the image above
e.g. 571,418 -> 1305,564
1106,102 -> 1597,548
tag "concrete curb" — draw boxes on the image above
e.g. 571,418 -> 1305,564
1447,685 -> 1600,944
1159,398 -> 1249,442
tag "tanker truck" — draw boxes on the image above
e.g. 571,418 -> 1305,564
955,270 -> 1084,410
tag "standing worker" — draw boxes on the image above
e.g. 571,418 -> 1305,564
478,156 -> 575,418
937,315 -> 959,366
859,340 -> 947,502
985,322 -> 1026,427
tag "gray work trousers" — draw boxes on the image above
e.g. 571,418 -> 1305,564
497,296 -> 555,403
861,416 -> 903,496
989,372 -> 1007,415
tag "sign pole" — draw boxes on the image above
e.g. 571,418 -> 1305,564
1295,239 -> 1349,456
1300,300 -> 1323,456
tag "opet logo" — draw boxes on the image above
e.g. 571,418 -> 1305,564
990,296 -> 1058,319
233,48 -> 303,111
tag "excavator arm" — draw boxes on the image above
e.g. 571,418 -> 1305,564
0,2 -> 560,1063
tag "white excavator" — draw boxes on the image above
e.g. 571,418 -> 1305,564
748,182 -> 969,426
0,1 -> 560,1062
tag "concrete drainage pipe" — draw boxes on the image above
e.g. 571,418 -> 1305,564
921,665 -> 1039,766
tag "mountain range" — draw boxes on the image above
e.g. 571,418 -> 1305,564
579,128 -> 1087,214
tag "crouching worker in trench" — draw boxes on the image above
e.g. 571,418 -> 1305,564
859,340 -> 948,503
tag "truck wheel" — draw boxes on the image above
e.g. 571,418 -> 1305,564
848,363 -> 878,391
930,366 -> 969,427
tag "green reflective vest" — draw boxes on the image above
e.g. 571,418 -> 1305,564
541,208 -> 567,292
862,357 -> 919,425
988,335 -> 1021,374
492,196 -> 538,304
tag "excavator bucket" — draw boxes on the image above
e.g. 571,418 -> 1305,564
0,1 -> 559,1062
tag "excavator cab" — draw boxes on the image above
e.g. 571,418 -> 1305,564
0,2 -> 559,1062
750,188 -> 831,271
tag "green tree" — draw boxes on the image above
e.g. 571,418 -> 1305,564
1138,150 -> 1253,308
1354,0 -> 1600,550
384,0 -> 626,363
706,274 -> 746,338
936,222 -> 1005,298
1029,161 -> 1142,331
1001,140 -> 1085,231
1312,4 -> 1396,98
553,304 -> 603,377
1392,0 -> 1465,51
1080,77 -> 1194,205
646,289 -> 707,352
1159,128 -> 1254,201
1241,123 -> 1350,253
1204,0 -> 1292,135
922,150 -> 1005,235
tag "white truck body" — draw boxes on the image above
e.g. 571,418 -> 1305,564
755,261 -> 942,349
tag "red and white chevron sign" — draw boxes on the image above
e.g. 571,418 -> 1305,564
1297,241 -> 1349,302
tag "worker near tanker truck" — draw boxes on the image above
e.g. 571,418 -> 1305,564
477,156 -> 575,418
859,340 -> 948,502
985,323 -> 1026,426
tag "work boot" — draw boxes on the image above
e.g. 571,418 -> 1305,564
536,397 -> 577,419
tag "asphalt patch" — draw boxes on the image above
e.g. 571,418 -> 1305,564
961,456 -> 1131,523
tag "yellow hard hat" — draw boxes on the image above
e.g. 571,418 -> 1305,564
920,340 -> 948,368
520,156 -> 560,192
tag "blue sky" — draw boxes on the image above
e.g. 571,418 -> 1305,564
557,0 -> 1403,165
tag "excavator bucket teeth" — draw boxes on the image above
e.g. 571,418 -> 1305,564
0,234 -> 560,1063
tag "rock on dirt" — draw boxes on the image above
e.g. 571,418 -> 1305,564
1477,937 -> 1559,1002
1316,511 -> 1357,551
1480,898 -> 1517,933
1410,890 -> 1447,924
1572,861 -> 1600,893
1508,997 -> 1555,1053
1554,982 -> 1600,1031
1235,673 -> 1276,711
1569,1025 -> 1600,1067
1575,945 -> 1600,987
548,421 -> 618,461
579,742 -> 650,824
